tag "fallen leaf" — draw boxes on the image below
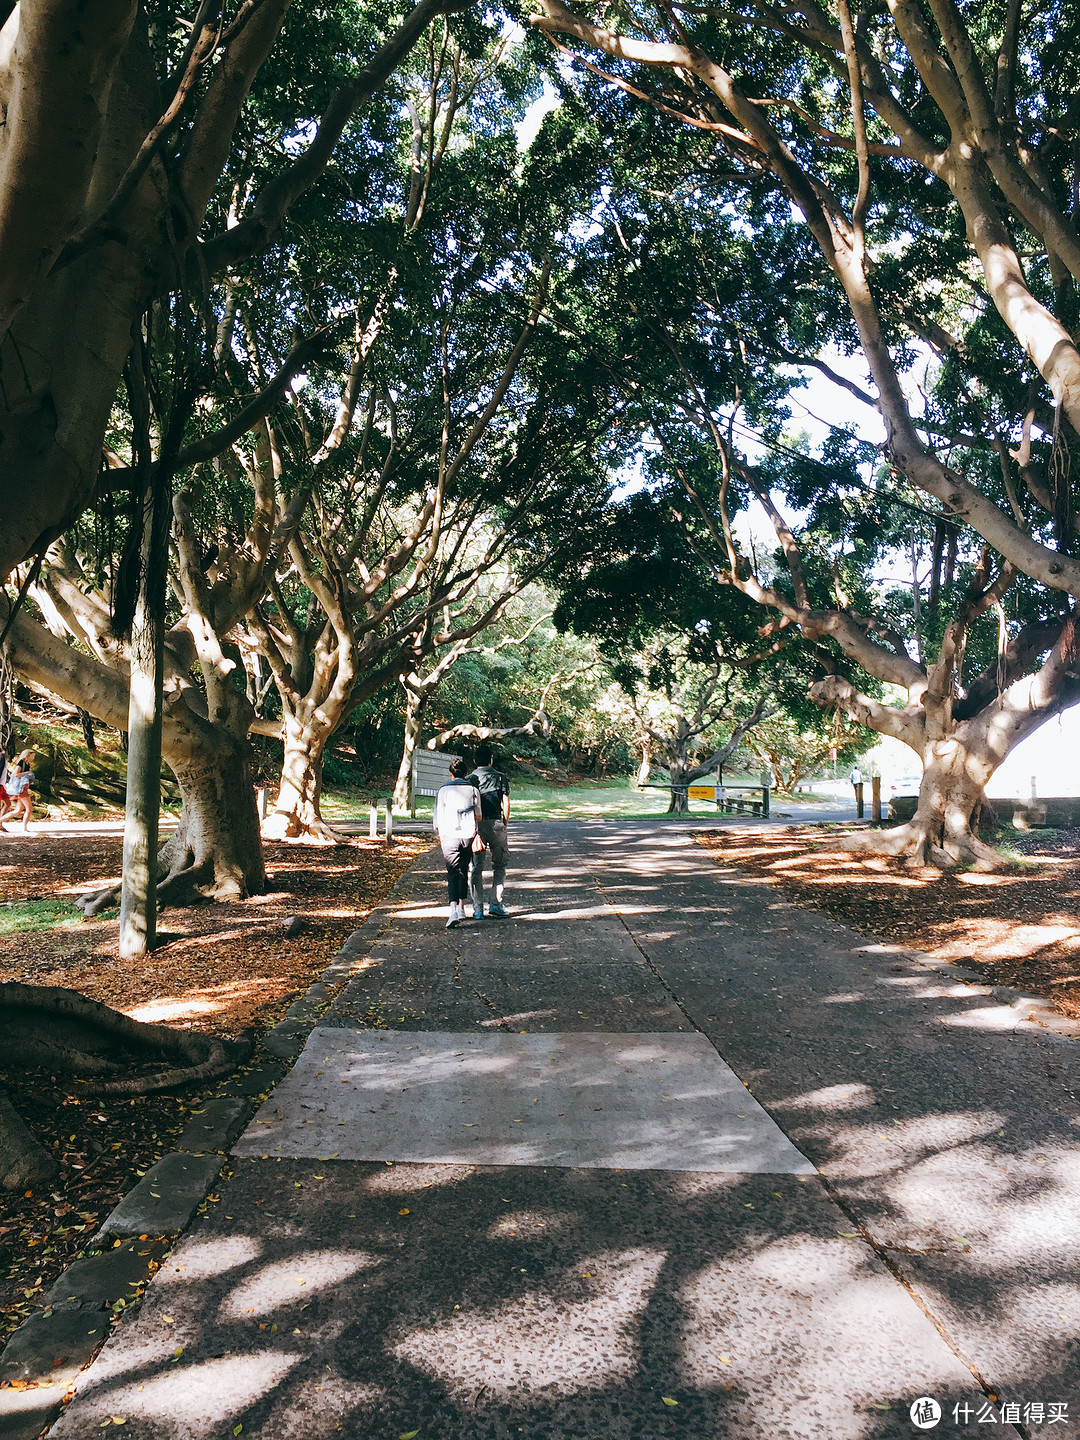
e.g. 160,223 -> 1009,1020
661,1396 -> 679,1406
400,1431 -> 421,1439
837,1232 -> 858,1238
160,1314 -> 174,1324
398,1208 -> 410,1216
717,1354 -> 732,1364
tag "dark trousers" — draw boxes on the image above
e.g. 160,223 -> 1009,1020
441,838 -> 473,903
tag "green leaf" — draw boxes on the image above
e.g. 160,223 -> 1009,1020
234,1427 -> 243,1436
661,1396 -> 679,1406
400,1431 -> 421,1439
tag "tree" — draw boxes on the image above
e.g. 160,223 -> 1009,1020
742,711 -> 871,796
522,2 -> 1080,863
0,0 -> 477,588
595,634 -> 774,812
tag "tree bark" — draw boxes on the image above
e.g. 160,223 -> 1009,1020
393,687 -> 426,812
119,475 -> 167,956
262,708 -> 342,845
845,735 -> 1002,868
0,1090 -> 56,1191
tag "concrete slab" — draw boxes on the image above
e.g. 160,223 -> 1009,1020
176,1096 -> 253,1154
233,1028 -> 813,1173
45,1238 -> 170,1311
49,1161 -> 979,1440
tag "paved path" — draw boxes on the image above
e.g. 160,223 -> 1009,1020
50,823 -> 1079,1438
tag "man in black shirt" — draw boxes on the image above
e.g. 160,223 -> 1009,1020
467,745 -> 511,917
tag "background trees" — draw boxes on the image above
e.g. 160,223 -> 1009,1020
519,0 -> 1080,863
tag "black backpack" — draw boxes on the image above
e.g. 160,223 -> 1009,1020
471,766 -> 508,821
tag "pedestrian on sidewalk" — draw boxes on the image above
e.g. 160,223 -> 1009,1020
467,744 -> 511,918
434,756 -> 483,928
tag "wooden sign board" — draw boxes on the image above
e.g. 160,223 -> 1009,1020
412,748 -> 456,797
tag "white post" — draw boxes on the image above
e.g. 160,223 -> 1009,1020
1031,775 -> 1038,800
369,804 -> 378,839
384,804 -> 393,843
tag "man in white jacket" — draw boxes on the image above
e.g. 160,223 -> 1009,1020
434,757 -> 482,928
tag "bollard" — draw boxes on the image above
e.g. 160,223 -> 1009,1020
256,787 -> 267,821
855,781 -> 864,819
369,804 -> 378,839
762,785 -> 770,818
871,774 -> 881,823
384,804 -> 393,843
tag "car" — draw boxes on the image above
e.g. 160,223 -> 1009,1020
889,774 -> 922,799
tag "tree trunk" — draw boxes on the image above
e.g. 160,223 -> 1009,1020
262,710 -> 341,845
636,744 -> 652,789
119,475 -> 168,957
393,688 -> 425,812
843,736 -> 1003,869
160,743 -> 267,898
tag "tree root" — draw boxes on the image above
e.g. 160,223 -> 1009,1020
0,982 -> 252,1094
261,809 -> 346,845
0,1089 -> 57,1190
834,820 -> 1008,871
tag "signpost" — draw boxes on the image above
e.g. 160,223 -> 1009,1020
411,748 -> 456,817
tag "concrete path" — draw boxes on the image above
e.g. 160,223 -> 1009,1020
49,823 -> 1079,1438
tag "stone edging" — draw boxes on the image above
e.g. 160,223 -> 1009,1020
0,846 -> 433,1440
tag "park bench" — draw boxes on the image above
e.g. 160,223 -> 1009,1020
638,781 -> 771,817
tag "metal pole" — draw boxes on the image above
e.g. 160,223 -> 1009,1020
762,784 -> 769,818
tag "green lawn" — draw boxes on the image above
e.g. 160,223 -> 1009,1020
323,776 -> 758,822
0,899 -> 85,935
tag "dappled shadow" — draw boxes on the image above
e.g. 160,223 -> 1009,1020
697,827 -> 1080,1017
574,821 -> 1080,1407
46,1160 -> 979,1439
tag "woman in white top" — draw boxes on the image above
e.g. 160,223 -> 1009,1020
434,756 -> 482,928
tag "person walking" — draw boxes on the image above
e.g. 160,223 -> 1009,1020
468,744 -> 511,918
434,756 -> 483,928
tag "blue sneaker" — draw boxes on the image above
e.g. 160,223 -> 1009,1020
472,906 -> 484,919
488,902 -> 508,917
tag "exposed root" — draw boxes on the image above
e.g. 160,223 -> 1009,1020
0,1089 -> 57,1190
0,983 -> 252,1094
261,809 -> 345,845
833,820 -> 1009,872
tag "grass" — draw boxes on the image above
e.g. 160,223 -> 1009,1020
323,776 -> 766,822
0,898 -> 85,935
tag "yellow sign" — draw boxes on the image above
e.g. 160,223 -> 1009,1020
687,785 -> 715,799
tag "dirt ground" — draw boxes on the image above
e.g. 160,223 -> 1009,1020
0,830 -> 427,1348
699,825 -> 1080,1020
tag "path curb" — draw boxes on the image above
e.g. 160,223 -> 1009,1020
0,844 -> 432,1440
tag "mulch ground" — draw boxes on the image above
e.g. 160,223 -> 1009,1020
699,825 -> 1080,1021
0,830 -> 427,1349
